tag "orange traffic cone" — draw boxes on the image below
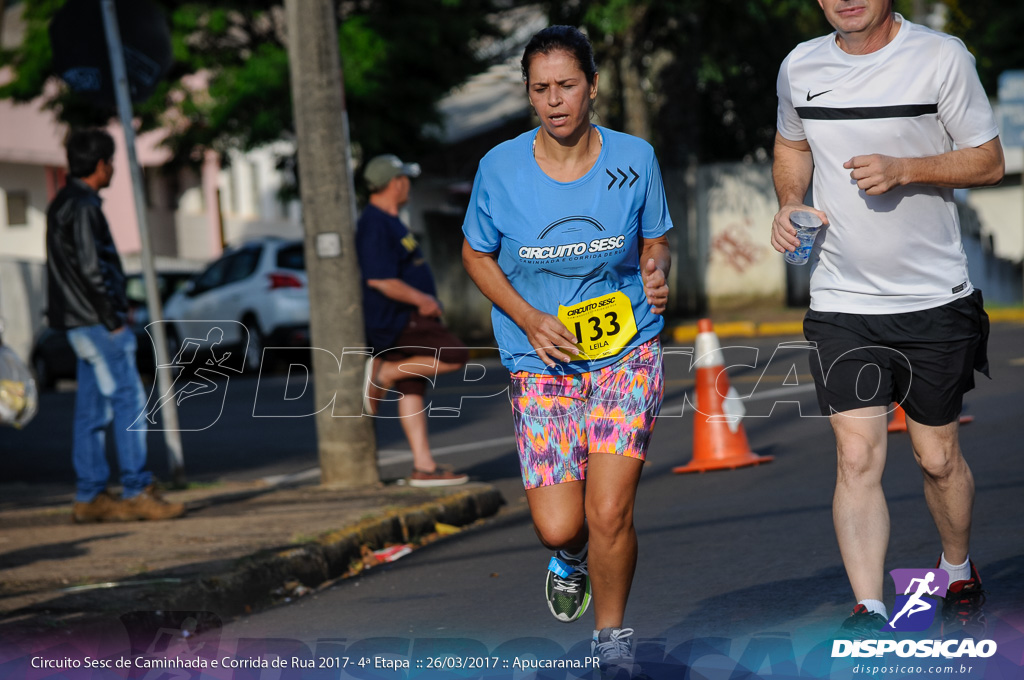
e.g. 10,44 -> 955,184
888,404 -> 908,433
888,403 -> 973,433
673,319 -> 774,474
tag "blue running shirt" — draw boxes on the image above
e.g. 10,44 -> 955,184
463,126 -> 673,374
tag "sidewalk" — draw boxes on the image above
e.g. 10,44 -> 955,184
0,478 -> 504,637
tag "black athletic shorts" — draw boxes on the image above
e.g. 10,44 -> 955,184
803,290 -> 990,426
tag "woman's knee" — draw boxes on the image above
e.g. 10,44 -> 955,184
534,520 -> 585,550
532,503 -> 585,549
585,497 -> 633,538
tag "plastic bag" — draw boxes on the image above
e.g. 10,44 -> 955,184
0,345 -> 38,428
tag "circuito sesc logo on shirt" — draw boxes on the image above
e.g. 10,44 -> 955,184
517,216 -> 626,279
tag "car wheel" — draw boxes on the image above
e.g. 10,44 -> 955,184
243,319 -> 264,373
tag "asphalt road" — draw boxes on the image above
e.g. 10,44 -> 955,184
181,325 -> 1022,679
3,326 -> 1023,678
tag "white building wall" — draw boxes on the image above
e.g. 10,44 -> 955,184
966,148 -> 1024,263
218,144 -> 302,246
699,163 -> 787,310
0,163 -> 49,263
0,258 -> 47,362
968,185 -> 1024,262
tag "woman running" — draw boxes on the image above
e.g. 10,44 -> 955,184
461,25 -> 672,671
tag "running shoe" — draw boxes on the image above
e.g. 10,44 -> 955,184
592,627 -> 636,679
836,604 -> 889,640
940,560 -> 986,639
545,547 -> 591,622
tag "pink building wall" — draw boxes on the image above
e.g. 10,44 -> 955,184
0,91 -> 182,257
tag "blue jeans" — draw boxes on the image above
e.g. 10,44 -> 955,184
67,324 -> 151,502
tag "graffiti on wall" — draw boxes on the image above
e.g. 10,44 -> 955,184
711,219 -> 763,274
701,164 -> 781,293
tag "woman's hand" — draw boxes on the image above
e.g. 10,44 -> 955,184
523,309 -> 579,367
642,258 -> 669,315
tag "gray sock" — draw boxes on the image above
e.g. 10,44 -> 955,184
560,544 -> 587,562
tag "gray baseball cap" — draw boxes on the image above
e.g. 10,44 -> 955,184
364,154 -> 421,192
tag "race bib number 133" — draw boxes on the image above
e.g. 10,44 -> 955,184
558,291 -> 638,361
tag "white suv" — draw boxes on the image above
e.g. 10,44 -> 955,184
163,238 -> 309,371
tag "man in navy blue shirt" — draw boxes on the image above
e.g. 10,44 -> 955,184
356,154 -> 469,486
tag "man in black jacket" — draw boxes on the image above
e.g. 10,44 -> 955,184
47,129 -> 184,522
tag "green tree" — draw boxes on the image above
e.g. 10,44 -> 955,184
0,0 -> 503,169
543,0 -> 830,164
940,0 -> 1024,95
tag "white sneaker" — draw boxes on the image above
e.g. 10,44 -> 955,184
592,627 -> 637,679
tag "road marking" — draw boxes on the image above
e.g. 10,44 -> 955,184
264,381 -> 819,486
262,436 -> 519,485
663,373 -> 812,388
1010,357 -> 1024,366
262,467 -> 322,487
661,382 -> 817,413
378,436 -> 517,464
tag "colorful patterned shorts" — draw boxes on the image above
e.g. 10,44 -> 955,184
509,338 -> 664,490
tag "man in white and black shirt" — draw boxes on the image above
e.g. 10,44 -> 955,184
771,0 -> 1004,639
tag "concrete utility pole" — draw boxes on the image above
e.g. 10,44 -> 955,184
284,0 -> 379,488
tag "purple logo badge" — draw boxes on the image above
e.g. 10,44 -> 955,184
884,569 -> 949,632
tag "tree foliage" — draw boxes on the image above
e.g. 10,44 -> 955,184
7,1 -> 1014,170
0,0 -> 503,167
543,0 -> 1023,164
940,0 -> 1024,95
544,0 -> 829,165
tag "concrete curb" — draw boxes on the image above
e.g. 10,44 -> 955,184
986,308 -> 1024,322
155,486 -> 504,617
668,321 -> 803,343
0,486 -> 505,631
668,307 -> 1024,343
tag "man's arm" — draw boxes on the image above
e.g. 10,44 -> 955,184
771,133 -> 830,253
365,278 -> 443,318
845,136 -> 1005,196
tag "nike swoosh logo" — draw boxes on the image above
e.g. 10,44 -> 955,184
806,89 -> 833,101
